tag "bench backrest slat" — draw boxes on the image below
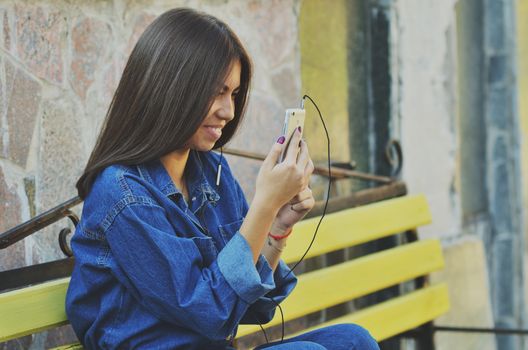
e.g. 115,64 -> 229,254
282,194 -> 432,263
286,283 -> 450,342
237,239 -> 444,337
0,277 -> 70,342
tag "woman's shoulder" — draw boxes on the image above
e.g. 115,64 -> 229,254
89,164 -> 141,201
81,164 -> 156,231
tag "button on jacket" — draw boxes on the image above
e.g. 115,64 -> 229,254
66,150 -> 297,349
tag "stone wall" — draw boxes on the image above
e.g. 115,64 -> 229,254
0,1 -> 301,348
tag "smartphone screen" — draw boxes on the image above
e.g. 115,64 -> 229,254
280,108 -> 305,162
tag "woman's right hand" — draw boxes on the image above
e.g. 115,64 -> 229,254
254,127 -> 309,212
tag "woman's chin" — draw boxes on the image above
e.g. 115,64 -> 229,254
191,143 -> 216,152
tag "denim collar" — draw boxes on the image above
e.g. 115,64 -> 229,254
185,151 -> 221,212
136,150 -> 220,213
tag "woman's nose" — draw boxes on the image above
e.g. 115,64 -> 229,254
217,96 -> 235,121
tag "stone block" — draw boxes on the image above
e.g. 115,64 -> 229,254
0,59 -> 42,168
0,163 -> 25,271
430,237 -> 496,350
44,324 -> 78,349
23,175 -> 35,218
271,65 -> 301,108
126,12 -> 156,57
0,336 -> 31,350
70,17 -> 112,100
230,93 -> 283,153
15,4 -> 64,84
83,60 -> 116,152
2,9 -> 11,51
242,0 -> 297,69
35,99 -> 83,262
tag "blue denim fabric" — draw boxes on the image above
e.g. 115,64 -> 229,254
65,150 -> 297,349
254,324 -> 380,350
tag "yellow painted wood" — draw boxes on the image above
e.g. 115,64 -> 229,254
0,277 -> 70,342
282,194 -> 432,263
237,239 -> 444,337
300,0 -> 350,162
286,283 -> 450,342
1,195 -> 443,346
518,0 -> 528,244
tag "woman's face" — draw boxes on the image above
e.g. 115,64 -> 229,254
187,60 -> 241,152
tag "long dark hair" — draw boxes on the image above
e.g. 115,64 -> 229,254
76,8 -> 252,199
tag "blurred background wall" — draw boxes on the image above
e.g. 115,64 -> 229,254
0,0 -> 527,349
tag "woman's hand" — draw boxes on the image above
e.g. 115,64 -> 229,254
272,186 -> 315,234
253,127 -> 309,212
271,140 -> 315,234
240,129 -> 313,263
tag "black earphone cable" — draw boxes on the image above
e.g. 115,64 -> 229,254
266,94 -> 331,343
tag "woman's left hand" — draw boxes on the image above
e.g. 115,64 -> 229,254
272,187 -> 315,233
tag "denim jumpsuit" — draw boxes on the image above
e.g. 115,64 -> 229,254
66,150 -> 379,350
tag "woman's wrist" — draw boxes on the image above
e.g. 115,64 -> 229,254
267,235 -> 286,253
252,193 -> 281,218
269,220 -> 293,237
269,227 -> 292,240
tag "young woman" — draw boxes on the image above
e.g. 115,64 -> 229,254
66,8 -> 379,350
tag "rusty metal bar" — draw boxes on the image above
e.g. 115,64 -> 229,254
222,148 -> 394,183
1,148 -> 396,250
0,196 -> 82,249
304,181 -> 408,219
432,326 -> 528,335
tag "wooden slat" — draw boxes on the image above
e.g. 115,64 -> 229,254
286,283 -> 450,342
237,239 -> 444,337
0,277 -> 70,342
282,194 -> 432,263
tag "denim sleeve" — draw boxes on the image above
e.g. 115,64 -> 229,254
239,259 -> 297,324
105,202 -> 276,341
232,179 -> 298,324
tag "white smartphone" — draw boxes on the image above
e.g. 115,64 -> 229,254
280,108 -> 305,162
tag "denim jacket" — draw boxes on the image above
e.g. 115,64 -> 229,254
65,150 -> 297,349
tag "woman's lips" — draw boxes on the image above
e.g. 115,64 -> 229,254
203,126 -> 222,140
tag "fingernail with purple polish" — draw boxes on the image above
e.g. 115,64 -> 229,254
277,136 -> 285,144
297,126 -> 302,132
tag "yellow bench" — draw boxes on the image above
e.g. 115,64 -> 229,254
0,194 -> 450,348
